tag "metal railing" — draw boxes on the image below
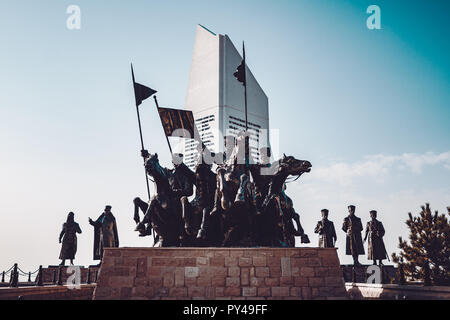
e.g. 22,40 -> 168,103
1,264 -> 98,288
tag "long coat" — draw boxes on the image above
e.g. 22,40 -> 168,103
342,215 -> 365,255
91,213 -> 119,260
365,219 -> 387,260
59,222 -> 82,260
314,219 -> 337,248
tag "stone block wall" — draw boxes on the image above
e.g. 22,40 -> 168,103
93,247 -> 346,300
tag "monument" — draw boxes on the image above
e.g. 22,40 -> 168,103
92,25 -> 347,300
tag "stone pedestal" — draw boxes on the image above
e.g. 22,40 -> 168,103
93,247 -> 347,300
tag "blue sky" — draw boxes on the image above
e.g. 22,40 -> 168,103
0,0 -> 449,272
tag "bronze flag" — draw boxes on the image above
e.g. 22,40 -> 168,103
233,42 -> 246,86
131,64 -> 157,106
157,107 -> 196,139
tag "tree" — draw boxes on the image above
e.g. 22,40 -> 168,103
392,204 -> 450,286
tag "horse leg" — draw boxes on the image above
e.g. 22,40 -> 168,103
209,188 -> 222,217
210,169 -> 229,216
291,213 -> 304,237
133,198 -> 149,236
292,213 -> 310,244
146,200 -> 166,247
218,169 -> 231,211
196,207 -> 210,241
263,198 -> 282,247
174,199 -> 185,247
133,197 -> 142,224
235,173 -> 249,204
181,196 -> 195,245
140,201 -> 152,236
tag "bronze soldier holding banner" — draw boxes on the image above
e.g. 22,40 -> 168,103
89,205 -> 119,262
342,205 -> 365,265
364,210 -> 388,265
314,209 -> 337,248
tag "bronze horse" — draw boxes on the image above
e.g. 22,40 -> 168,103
135,153 -> 188,247
209,134 -> 256,247
180,155 -> 218,246
258,154 -> 312,247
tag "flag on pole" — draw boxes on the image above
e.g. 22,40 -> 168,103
157,107 -> 196,139
131,64 -> 157,106
233,43 -> 246,86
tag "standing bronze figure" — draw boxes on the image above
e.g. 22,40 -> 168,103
364,210 -> 387,265
59,212 -> 82,266
342,205 -> 365,265
89,205 -> 119,262
314,209 -> 337,248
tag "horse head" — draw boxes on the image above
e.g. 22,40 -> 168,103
278,154 -> 312,177
145,153 -> 166,179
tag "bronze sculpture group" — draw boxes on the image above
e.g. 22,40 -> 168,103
133,133 -> 312,249
57,136 -> 388,267
314,205 -> 388,265
58,206 -> 119,265
55,48 -> 390,267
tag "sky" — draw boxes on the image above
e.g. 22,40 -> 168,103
0,0 -> 449,274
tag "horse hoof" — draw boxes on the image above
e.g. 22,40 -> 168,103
196,230 -> 206,240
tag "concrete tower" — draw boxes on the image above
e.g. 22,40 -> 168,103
184,25 -> 269,168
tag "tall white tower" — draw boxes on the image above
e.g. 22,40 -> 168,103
184,25 -> 270,168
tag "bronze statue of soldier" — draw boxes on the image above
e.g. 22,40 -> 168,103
250,146 -> 278,215
314,209 -> 337,248
208,135 -> 236,218
89,205 -> 119,263
342,205 -> 365,265
59,212 -> 82,266
135,151 -> 194,247
180,147 -> 217,246
364,210 -> 388,265
168,153 -> 195,244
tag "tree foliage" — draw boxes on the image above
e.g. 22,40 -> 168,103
392,204 -> 450,286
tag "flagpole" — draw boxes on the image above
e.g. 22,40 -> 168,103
242,42 -> 250,169
153,95 -> 173,155
243,42 -> 248,132
131,64 -> 152,202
